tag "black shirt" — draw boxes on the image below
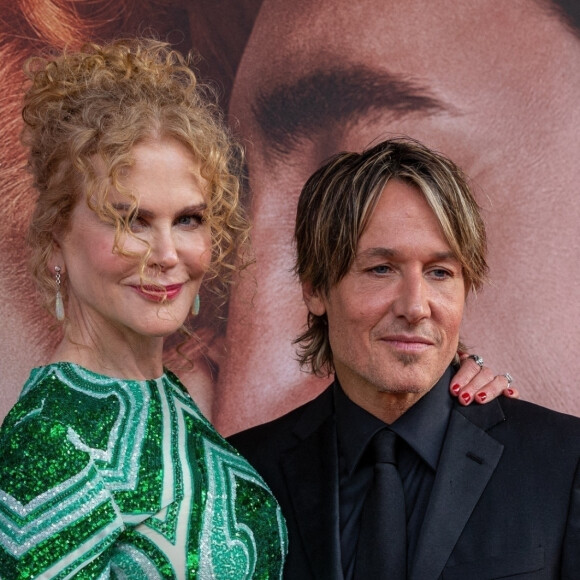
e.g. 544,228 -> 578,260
335,366 -> 455,579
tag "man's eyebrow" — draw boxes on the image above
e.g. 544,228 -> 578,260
252,65 -> 448,156
357,247 -> 398,260
357,247 -> 459,262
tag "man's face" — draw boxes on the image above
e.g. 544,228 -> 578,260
216,0 -> 580,434
304,180 -> 466,413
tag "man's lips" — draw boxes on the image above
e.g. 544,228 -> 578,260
131,283 -> 184,302
381,334 -> 435,351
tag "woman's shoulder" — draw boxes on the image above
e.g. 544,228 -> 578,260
1,362 -> 150,447
0,363 -> 127,577
0,362 -> 155,500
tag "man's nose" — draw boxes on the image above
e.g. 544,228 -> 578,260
392,272 -> 430,323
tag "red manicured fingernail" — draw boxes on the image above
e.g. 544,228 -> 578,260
477,392 -> 487,402
451,384 -> 461,394
507,389 -> 514,396
461,392 -> 471,403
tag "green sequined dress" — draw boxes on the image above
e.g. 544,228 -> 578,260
0,363 -> 288,579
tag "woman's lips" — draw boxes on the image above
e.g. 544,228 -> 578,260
131,283 -> 184,302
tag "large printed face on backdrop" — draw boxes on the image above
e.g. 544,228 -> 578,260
2,0 -> 580,433
214,0 -> 580,434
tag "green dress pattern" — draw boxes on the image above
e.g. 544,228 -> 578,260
0,363 -> 287,579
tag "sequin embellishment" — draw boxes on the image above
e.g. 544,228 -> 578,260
0,363 -> 287,578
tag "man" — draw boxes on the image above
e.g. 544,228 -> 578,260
215,0 -> 580,433
230,138 -> 580,579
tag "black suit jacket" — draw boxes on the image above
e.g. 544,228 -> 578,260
230,384 -> 580,579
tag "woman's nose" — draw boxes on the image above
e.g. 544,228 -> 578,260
148,228 -> 179,270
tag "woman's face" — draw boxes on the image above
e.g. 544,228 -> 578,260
52,138 -> 212,343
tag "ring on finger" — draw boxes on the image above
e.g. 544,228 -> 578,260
502,372 -> 514,387
467,354 -> 484,368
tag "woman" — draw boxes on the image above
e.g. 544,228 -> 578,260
0,38 -> 286,578
0,38 -> 511,578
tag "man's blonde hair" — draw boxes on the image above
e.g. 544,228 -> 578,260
294,137 -> 488,376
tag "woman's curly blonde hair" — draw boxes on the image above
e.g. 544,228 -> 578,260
22,37 -> 250,327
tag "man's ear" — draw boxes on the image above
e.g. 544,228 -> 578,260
302,281 -> 327,316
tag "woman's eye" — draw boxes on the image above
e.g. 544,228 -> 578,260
129,216 -> 146,231
116,213 -> 140,231
176,214 -> 203,227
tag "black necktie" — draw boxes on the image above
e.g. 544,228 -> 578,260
354,429 -> 407,579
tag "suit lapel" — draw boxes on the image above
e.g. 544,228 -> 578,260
281,388 -> 343,579
411,403 -> 505,580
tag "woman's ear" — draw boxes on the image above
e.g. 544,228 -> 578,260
301,281 -> 327,316
47,237 -> 65,273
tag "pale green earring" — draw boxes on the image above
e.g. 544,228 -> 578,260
192,294 -> 200,316
54,266 -> 65,321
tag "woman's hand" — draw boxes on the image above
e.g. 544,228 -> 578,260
450,353 -> 519,405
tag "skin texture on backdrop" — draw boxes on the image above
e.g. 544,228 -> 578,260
1,0 -> 579,433
214,0 -> 580,434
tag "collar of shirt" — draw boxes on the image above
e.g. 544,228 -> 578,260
334,366 -> 455,476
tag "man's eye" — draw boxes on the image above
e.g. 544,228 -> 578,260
372,265 -> 391,274
430,268 -> 451,279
